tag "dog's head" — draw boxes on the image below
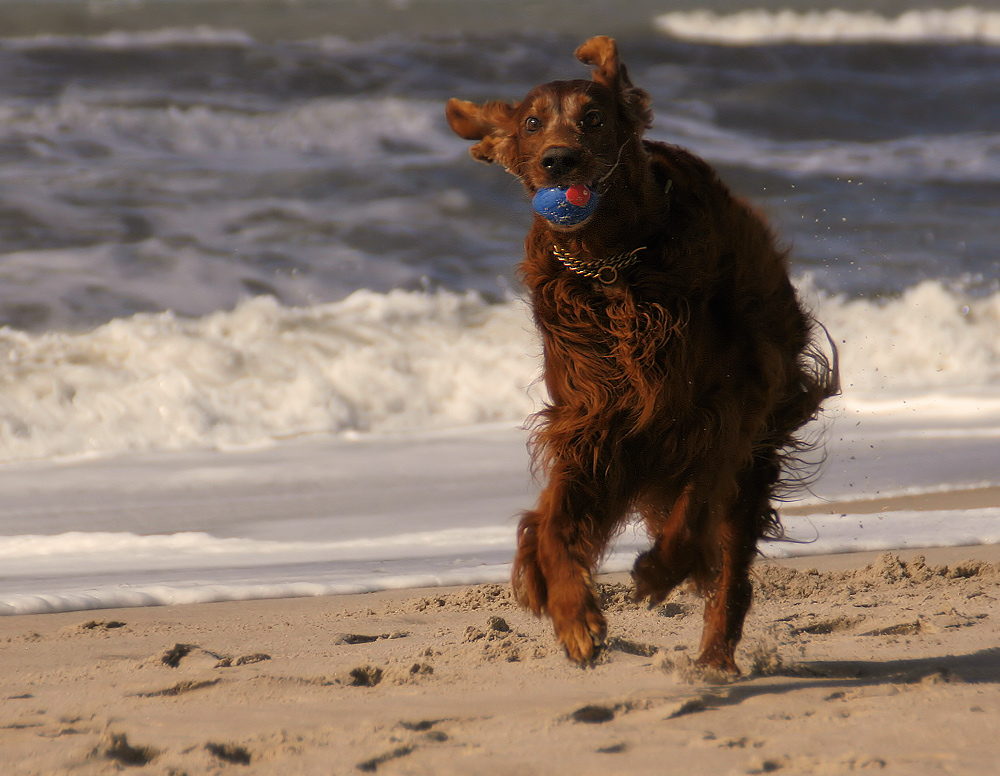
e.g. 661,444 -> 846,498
446,36 -> 652,229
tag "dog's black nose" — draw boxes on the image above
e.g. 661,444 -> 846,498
541,146 -> 582,179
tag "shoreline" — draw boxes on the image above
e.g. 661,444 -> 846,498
3,543 -> 999,775
781,486 -> 1000,516
3,418 -> 999,617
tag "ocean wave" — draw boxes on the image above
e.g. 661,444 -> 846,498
808,280 -> 1000,394
0,26 -> 256,50
3,94 -> 457,168
7,87 -> 997,193
4,507 -> 999,615
0,291 -> 541,462
0,282 -> 995,463
650,119 -> 1000,182
37,86 -> 999,187
655,7 -> 1000,45
0,526 -> 516,576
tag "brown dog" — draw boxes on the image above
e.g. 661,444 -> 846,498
446,36 -> 837,673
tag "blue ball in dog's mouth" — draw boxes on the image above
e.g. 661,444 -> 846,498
532,184 -> 598,226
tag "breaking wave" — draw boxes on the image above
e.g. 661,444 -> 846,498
655,7 -> 1000,45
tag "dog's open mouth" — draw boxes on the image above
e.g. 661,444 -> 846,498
531,183 -> 600,228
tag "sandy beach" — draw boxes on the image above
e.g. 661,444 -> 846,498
3,491 -> 998,776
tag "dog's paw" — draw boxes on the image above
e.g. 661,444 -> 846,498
556,608 -> 607,666
694,642 -> 741,679
549,584 -> 607,665
631,550 -> 672,608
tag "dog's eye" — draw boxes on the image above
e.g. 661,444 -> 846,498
581,111 -> 603,129
525,116 -> 542,133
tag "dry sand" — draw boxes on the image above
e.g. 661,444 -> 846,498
2,511 -> 999,775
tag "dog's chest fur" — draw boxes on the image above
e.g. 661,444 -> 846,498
528,264 -> 693,422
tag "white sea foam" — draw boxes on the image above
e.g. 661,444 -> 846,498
0,282 -> 996,463
0,526 -> 516,577
764,508 -> 1000,557
655,7 -> 1000,45
0,568 -> 516,616
3,506 -> 998,615
809,280 -> 1000,395
1,27 -> 256,50
0,291 -> 540,462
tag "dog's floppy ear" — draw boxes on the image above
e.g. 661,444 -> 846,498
445,98 -> 518,167
575,36 -> 652,129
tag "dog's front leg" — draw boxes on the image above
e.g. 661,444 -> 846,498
512,468 -> 618,665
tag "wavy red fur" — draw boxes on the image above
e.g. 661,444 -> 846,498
446,36 -> 838,672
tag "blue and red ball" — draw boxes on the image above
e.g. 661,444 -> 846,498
532,184 -> 598,226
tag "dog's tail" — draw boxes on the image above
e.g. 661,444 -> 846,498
762,317 -> 841,539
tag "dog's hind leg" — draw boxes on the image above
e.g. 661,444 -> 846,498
632,485 -> 704,606
513,463 -> 625,665
695,454 -> 779,674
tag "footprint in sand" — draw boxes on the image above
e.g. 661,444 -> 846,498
356,745 -> 414,773
206,741 -> 252,765
345,665 -> 383,687
356,721 -> 452,773
134,678 -> 221,698
96,732 -> 158,766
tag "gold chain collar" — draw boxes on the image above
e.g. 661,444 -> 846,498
552,244 -> 647,285
549,178 -> 670,285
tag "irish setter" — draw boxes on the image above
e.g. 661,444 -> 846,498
446,36 -> 837,673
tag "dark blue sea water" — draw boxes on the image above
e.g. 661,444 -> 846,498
0,0 -> 997,331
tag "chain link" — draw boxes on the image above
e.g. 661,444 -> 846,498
552,245 -> 646,285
